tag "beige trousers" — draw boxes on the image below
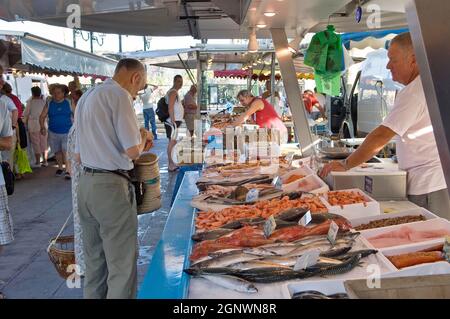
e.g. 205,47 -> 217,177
78,171 -> 138,299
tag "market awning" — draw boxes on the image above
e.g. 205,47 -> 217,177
20,34 -> 116,77
341,28 -> 409,49
0,31 -> 117,77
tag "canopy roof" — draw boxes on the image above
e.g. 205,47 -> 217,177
0,31 -> 117,77
114,44 -> 314,74
0,0 -> 409,39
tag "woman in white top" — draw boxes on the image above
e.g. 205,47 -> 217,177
24,87 -> 48,166
165,74 -> 184,172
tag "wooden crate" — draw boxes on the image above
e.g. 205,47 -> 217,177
344,274 -> 450,299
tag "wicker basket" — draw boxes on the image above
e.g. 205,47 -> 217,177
47,235 -> 76,280
135,153 -> 161,214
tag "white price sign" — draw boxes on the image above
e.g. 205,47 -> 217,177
293,249 -> 321,271
272,176 -> 283,189
298,210 -> 312,227
246,188 -> 259,203
327,221 -> 339,245
263,216 -> 277,238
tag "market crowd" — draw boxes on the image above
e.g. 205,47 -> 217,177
0,64 -> 86,298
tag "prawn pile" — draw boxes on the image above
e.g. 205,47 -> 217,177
196,196 -> 328,231
326,190 -> 368,208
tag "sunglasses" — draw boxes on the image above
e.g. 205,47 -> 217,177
137,84 -> 149,95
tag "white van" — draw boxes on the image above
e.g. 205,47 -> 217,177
356,49 -> 403,135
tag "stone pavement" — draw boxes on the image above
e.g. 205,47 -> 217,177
0,137 -> 178,298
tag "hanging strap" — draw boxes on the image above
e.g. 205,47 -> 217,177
46,210 -> 73,253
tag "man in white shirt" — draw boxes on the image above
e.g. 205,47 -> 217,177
140,84 -> 159,139
74,58 -> 153,299
320,32 -> 450,220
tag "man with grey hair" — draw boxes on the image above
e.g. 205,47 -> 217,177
74,58 -> 153,299
320,32 -> 450,220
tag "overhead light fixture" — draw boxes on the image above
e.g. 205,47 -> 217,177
248,27 -> 259,53
256,23 -> 267,28
264,12 -> 276,17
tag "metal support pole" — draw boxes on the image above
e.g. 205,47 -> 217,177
270,28 -> 315,155
89,31 -> 94,53
196,50 -> 202,117
119,34 -> 123,53
270,52 -> 276,106
247,68 -> 252,92
73,29 -> 77,48
406,0 -> 450,194
177,54 -> 196,85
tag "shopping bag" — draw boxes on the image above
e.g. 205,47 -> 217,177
304,25 -> 345,74
14,144 -> 32,174
315,71 -> 342,97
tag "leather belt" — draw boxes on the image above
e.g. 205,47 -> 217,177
83,166 -> 130,176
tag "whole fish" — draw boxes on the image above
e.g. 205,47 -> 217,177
187,266 -> 330,284
192,251 -> 260,269
236,267 -> 314,283
283,240 -> 354,258
192,228 -> 234,242
275,207 -> 310,222
228,260 -> 292,270
292,291 -> 348,299
290,231 -> 360,246
200,274 -> 258,294
185,267 -> 236,276
292,290 -> 332,299
335,249 -> 378,261
309,253 -> 363,276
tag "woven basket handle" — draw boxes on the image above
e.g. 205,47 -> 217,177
46,211 -> 73,253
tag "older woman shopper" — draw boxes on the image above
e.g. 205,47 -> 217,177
39,84 -> 73,179
67,89 -> 85,276
24,87 -> 48,167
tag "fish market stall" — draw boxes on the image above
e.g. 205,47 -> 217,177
139,155 -> 450,299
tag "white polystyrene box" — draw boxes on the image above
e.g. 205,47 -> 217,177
380,240 -> 449,271
360,218 -> 450,250
320,188 -> 381,220
349,208 -> 439,230
282,174 -> 329,194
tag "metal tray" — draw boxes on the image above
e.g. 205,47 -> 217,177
318,146 -> 354,159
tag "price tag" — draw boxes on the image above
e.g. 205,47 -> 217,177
298,210 -> 312,227
286,152 -> 295,166
364,176 -> 373,194
272,176 -> 283,189
293,249 -> 321,271
327,221 -> 339,245
246,188 -> 259,203
263,215 -> 277,238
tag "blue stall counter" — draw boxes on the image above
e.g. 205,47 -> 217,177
138,171 -> 199,299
